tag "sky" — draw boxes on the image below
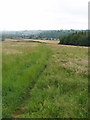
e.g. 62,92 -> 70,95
0,0 -> 89,30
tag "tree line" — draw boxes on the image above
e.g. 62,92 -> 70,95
59,31 -> 89,46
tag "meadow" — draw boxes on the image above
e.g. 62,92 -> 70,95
2,40 -> 88,118
0,42 -> 2,119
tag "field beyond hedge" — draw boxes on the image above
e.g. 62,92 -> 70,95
2,41 -> 88,118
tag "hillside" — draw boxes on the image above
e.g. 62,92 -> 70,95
2,30 -> 80,40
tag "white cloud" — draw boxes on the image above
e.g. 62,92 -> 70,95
0,0 -> 89,30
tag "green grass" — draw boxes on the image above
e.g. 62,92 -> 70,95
2,42 -> 51,118
0,43 -> 2,119
2,42 -> 88,118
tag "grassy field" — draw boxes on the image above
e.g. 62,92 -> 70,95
2,40 -> 88,118
0,42 -> 2,119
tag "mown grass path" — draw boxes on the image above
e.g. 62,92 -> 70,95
2,42 -> 88,118
2,42 -> 51,118
13,44 -> 88,118
13,62 -> 48,118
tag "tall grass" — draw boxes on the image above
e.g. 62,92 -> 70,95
2,43 -> 51,118
0,42 -> 2,119
16,46 -> 88,118
2,42 -> 88,118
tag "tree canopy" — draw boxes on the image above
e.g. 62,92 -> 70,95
59,31 -> 89,46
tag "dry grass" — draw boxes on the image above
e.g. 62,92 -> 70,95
2,41 -> 39,55
5,38 -> 59,44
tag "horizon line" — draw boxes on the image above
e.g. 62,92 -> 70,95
0,29 -> 88,32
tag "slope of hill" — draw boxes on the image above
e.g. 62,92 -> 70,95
2,30 -> 81,40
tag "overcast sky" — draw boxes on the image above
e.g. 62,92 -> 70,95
0,0 -> 89,30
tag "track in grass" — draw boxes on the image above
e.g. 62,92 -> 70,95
2,42 -> 51,118
2,41 -> 88,118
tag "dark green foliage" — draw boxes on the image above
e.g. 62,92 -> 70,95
59,31 -> 89,46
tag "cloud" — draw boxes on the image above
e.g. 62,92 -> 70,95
0,0 -> 88,30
